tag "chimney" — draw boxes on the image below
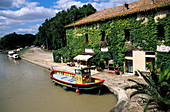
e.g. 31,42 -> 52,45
151,0 -> 154,4
124,2 -> 129,10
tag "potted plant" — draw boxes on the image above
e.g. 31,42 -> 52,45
114,65 -> 120,75
119,66 -> 124,75
85,44 -> 94,53
100,41 -> 107,47
146,62 -> 151,70
100,41 -> 108,51
54,55 -> 61,63
96,67 -> 102,71
98,59 -> 105,69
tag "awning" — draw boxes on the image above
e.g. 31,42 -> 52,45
73,55 -> 93,61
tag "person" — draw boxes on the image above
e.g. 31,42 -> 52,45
114,66 -> 120,75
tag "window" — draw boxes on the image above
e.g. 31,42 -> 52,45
125,60 -> 133,73
82,69 -> 90,74
125,51 -> 133,57
101,31 -> 106,41
75,70 -> 81,74
146,57 -> 155,70
85,34 -> 88,44
146,52 -> 155,55
157,25 -> 165,40
124,29 -> 130,41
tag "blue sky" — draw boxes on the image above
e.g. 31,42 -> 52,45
0,0 -> 138,38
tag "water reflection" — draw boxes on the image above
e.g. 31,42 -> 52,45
0,53 -> 117,112
8,57 -> 20,64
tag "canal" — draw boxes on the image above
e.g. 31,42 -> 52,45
0,53 -> 117,112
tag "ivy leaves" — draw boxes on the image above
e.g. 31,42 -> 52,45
55,9 -> 169,72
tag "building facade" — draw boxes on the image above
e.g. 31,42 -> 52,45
64,0 -> 170,74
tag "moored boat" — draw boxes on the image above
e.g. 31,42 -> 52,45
7,51 -> 16,58
50,67 -> 104,93
7,50 -> 21,59
12,54 -> 21,59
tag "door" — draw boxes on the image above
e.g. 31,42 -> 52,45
126,60 -> 133,73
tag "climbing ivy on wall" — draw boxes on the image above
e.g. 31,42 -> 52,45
54,8 -> 170,71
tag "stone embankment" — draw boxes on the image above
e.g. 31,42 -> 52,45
21,47 -> 144,112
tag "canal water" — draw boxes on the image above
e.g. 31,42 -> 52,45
0,53 -> 117,112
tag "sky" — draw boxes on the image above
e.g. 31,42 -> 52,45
0,0 -> 139,38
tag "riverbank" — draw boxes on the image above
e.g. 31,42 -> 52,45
20,47 -> 144,112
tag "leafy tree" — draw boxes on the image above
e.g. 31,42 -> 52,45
0,32 -> 35,50
79,4 -> 97,18
34,4 -> 97,50
124,65 -> 170,112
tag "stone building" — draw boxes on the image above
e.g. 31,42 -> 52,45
65,0 -> 170,74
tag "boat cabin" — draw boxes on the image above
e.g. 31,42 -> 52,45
74,67 -> 92,84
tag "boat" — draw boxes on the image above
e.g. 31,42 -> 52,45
12,54 -> 21,59
7,51 -> 16,58
50,67 -> 105,93
7,51 -> 21,59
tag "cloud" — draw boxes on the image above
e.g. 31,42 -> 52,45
93,0 -> 108,1
0,25 -> 11,31
0,0 -> 139,37
0,0 -> 58,26
0,5 -> 58,22
53,0 -> 86,10
91,0 -> 139,11
0,25 -> 12,38
0,0 -> 13,9
53,0 -> 138,11
0,0 -> 58,37
0,0 -> 27,9
0,24 -> 40,37
12,0 -> 28,8
0,19 -> 24,26
14,24 -> 40,34
0,0 -> 40,9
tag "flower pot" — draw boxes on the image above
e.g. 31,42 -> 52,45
101,46 -> 108,52
85,48 -> 94,53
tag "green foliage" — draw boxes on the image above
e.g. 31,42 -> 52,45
34,4 -> 97,50
64,9 -> 169,70
0,32 -> 35,50
124,65 -> 170,112
156,52 -> 170,72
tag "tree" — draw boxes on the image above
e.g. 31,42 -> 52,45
34,4 -> 97,50
0,33 -> 35,50
79,4 -> 97,18
124,64 -> 170,112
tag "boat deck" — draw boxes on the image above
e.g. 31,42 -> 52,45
53,74 -> 76,83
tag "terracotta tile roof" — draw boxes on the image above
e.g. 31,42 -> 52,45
66,0 -> 170,27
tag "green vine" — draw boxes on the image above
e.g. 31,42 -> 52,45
54,9 -> 170,71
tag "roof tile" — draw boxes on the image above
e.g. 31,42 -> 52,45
66,0 -> 170,27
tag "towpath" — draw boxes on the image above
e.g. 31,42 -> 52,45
21,47 -> 144,112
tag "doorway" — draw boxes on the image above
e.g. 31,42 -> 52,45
125,60 -> 133,73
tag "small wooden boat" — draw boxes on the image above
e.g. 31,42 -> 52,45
50,67 -> 104,93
